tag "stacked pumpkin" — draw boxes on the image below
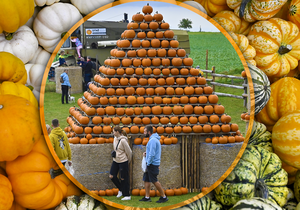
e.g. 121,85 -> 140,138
66,3 -> 244,145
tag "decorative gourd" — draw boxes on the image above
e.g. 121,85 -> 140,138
256,77 -> 300,129
0,174 -> 13,210
214,145 -> 288,207
0,0 -> 34,33
70,0 -> 114,15
177,195 -> 222,210
272,110 -> 300,169
189,0 -> 230,17
247,62 -> 271,115
28,46 -> 51,65
230,197 -> 283,210
213,10 -> 253,35
33,3 -> 82,52
227,0 -> 288,22
0,95 -> 41,161
0,25 -> 38,64
228,32 -> 256,66
248,121 -> 272,152
0,81 -> 38,108
247,18 -> 300,78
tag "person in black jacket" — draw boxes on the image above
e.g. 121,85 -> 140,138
83,56 -> 93,91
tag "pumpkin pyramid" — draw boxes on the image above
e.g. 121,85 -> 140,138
66,3 -> 243,145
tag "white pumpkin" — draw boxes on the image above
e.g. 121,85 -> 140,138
70,0 -> 114,15
0,25 -> 39,64
228,31 -> 256,66
33,2 -> 82,53
180,1 -> 207,15
25,6 -> 41,30
25,63 -> 46,102
35,0 -> 60,7
28,46 -> 51,66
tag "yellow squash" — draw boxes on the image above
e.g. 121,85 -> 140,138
0,95 -> 41,161
0,174 -> 13,210
0,0 -> 35,33
0,52 -> 27,84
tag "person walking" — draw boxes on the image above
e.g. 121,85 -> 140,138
60,69 -> 71,104
109,126 -> 132,201
49,119 -> 72,167
139,125 -> 168,203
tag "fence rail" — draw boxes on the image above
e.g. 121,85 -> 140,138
200,66 -> 248,107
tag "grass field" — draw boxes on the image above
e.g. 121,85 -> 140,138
188,32 -> 244,74
100,192 -> 200,208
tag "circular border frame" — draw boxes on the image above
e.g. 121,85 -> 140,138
39,0 -> 255,209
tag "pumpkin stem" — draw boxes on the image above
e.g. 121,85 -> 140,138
254,178 -> 269,199
49,168 -> 64,179
4,32 -> 14,40
239,0 -> 251,18
278,45 -> 292,55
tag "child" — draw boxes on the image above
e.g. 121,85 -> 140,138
71,37 -> 83,58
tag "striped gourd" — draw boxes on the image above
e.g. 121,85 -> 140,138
230,197 -> 283,210
214,145 -> 288,207
249,121 -> 273,152
176,195 -> 222,210
247,62 -> 271,115
295,170 -> 300,202
272,110 -> 300,169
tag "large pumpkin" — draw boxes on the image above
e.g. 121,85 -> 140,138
247,18 -> 300,79
0,0 -> 34,33
256,77 -> 300,130
5,135 -> 79,209
214,145 -> 289,207
0,174 -> 13,210
213,10 -> 253,35
0,95 -> 41,161
184,0 -> 230,17
272,110 -> 300,169
247,62 -> 271,115
70,0 -> 114,15
227,0 -> 288,22
0,52 -> 27,84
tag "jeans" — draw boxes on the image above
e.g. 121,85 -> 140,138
110,161 -> 130,196
61,85 -> 69,104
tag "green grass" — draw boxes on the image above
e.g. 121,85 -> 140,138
101,192 -> 200,208
188,32 -> 244,74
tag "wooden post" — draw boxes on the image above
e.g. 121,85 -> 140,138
206,50 -> 208,70
212,66 -> 216,92
193,136 -> 197,192
182,136 -> 185,187
244,77 -> 248,108
185,136 -> 188,191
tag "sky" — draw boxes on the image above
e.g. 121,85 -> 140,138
88,1 -> 220,32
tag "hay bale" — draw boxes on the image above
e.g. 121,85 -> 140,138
70,144 -> 115,191
199,142 -> 243,189
56,66 -> 82,94
132,144 -> 182,189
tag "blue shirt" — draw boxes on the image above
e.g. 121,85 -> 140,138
60,72 -> 71,88
146,133 -> 161,166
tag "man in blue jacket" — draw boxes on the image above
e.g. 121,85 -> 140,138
60,69 -> 71,104
139,125 -> 168,203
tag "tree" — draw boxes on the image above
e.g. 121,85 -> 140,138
178,18 -> 193,30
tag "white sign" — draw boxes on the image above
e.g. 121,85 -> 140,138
86,28 -> 106,35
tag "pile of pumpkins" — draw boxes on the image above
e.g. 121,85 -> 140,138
66,3 -> 245,145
